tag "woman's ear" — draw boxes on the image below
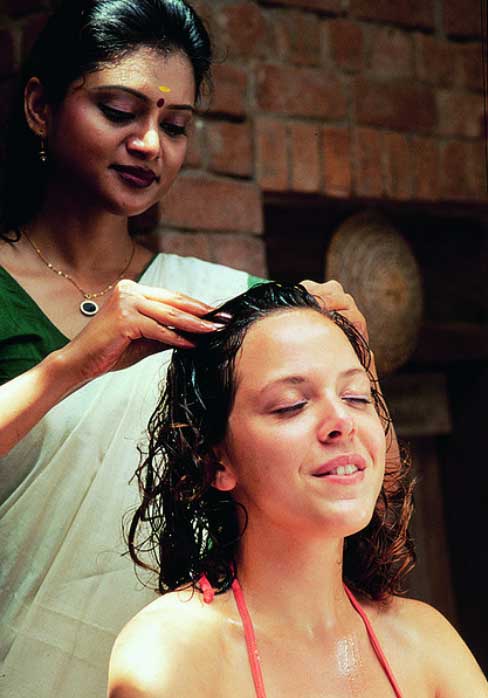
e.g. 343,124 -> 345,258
24,77 -> 52,137
211,446 -> 237,492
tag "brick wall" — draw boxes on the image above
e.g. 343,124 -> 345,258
1,0 -> 486,275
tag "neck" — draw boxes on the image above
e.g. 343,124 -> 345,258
236,522 -> 353,634
25,177 -> 132,272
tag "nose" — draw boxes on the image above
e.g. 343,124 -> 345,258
126,123 -> 160,160
316,398 -> 355,443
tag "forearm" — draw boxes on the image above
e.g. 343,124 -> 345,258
0,349 -> 87,456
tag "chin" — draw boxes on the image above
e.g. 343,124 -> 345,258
320,503 -> 376,538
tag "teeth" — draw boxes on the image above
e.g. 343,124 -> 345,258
331,464 -> 358,476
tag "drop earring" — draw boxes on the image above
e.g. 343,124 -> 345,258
39,138 -> 48,164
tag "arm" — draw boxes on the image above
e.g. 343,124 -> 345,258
0,280 -> 221,456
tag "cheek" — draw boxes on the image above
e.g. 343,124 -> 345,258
228,418 -> 307,483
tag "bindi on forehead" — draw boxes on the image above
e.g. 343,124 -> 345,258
157,85 -> 171,109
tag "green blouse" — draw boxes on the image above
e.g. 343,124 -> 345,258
0,267 -> 68,385
0,264 -> 264,386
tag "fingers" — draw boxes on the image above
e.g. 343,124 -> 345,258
133,316 -> 198,349
300,279 -> 368,340
118,280 -> 214,317
136,297 -> 224,336
301,279 -> 347,309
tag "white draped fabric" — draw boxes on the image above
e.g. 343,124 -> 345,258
0,254 -> 251,697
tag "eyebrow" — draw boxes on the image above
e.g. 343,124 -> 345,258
92,85 -> 195,112
259,368 -> 368,395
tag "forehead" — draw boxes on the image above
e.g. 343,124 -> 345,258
74,46 -> 196,101
234,309 -> 363,387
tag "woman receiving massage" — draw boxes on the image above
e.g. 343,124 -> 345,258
110,282 -> 488,698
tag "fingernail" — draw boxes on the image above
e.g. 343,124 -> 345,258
213,311 -> 232,321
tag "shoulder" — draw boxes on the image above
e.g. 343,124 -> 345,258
369,596 -> 488,697
107,589 -> 230,698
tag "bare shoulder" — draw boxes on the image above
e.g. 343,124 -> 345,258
367,596 -> 488,697
108,589 -> 227,698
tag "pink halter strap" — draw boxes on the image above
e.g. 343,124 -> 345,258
200,575 -> 403,698
231,577 -> 267,698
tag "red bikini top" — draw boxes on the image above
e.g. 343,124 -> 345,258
200,575 -> 403,698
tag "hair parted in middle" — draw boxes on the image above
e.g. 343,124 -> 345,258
128,282 -> 415,601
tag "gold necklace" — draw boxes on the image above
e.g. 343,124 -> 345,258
22,229 -> 136,316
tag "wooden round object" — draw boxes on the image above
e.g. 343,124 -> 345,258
325,211 -> 423,375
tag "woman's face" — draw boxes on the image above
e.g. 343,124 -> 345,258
43,47 -> 195,216
218,309 -> 386,539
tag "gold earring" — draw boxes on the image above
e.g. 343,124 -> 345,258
39,139 -> 48,164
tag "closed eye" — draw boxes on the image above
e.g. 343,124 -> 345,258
343,396 -> 372,405
272,401 -> 307,415
100,104 -> 134,123
162,122 -> 187,138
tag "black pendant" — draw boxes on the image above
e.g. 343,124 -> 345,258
80,300 -> 99,316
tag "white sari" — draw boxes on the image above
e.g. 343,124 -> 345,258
0,254 -> 253,697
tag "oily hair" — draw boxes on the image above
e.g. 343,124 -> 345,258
128,282 -> 415,602
0,0 -> 212,237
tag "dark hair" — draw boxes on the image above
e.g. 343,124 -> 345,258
128,282 -> 415,602
0,0 -> 212,238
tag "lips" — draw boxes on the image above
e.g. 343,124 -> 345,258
312,454 -> 367,477
111,165 -> 159,188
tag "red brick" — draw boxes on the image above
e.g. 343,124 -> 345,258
455,43 -> 483,92
353,127 -> 384,197
21,13 -> 49,60
210,234 -> 267,277
256,63 -> 347,119
184,119 -> 204,169
355,78 -> 437,134
259,0 -> 342,12
273,10 -> 320,66
161,174 -> 263,233
444,0 -> 481,37
214,2 -> 273,61
367,26 -> 414,80
209,64 -> 248,117
351,0 -> 434,29
206,121 -> 253,177
384,132 -> 412,199
414,34 -> 456,88
0,29 -> 15,78
289,121 -> 321,192
255,117 -> 289,191
158,231 -> 213,262
325,19 -> 364,73
440,140 -> 480,200
412,136 -> 440,200
437,90 -> 483,139
322,126 -> 352,197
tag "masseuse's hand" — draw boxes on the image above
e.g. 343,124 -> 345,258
60,280 -> 223,383
300,279 -> 368,341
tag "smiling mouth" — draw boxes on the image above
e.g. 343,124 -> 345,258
312,454 -> 367,478
315,464 -> 360,477
111,165 -> 159,188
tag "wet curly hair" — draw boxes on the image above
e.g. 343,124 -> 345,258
128,282 -> 415,601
